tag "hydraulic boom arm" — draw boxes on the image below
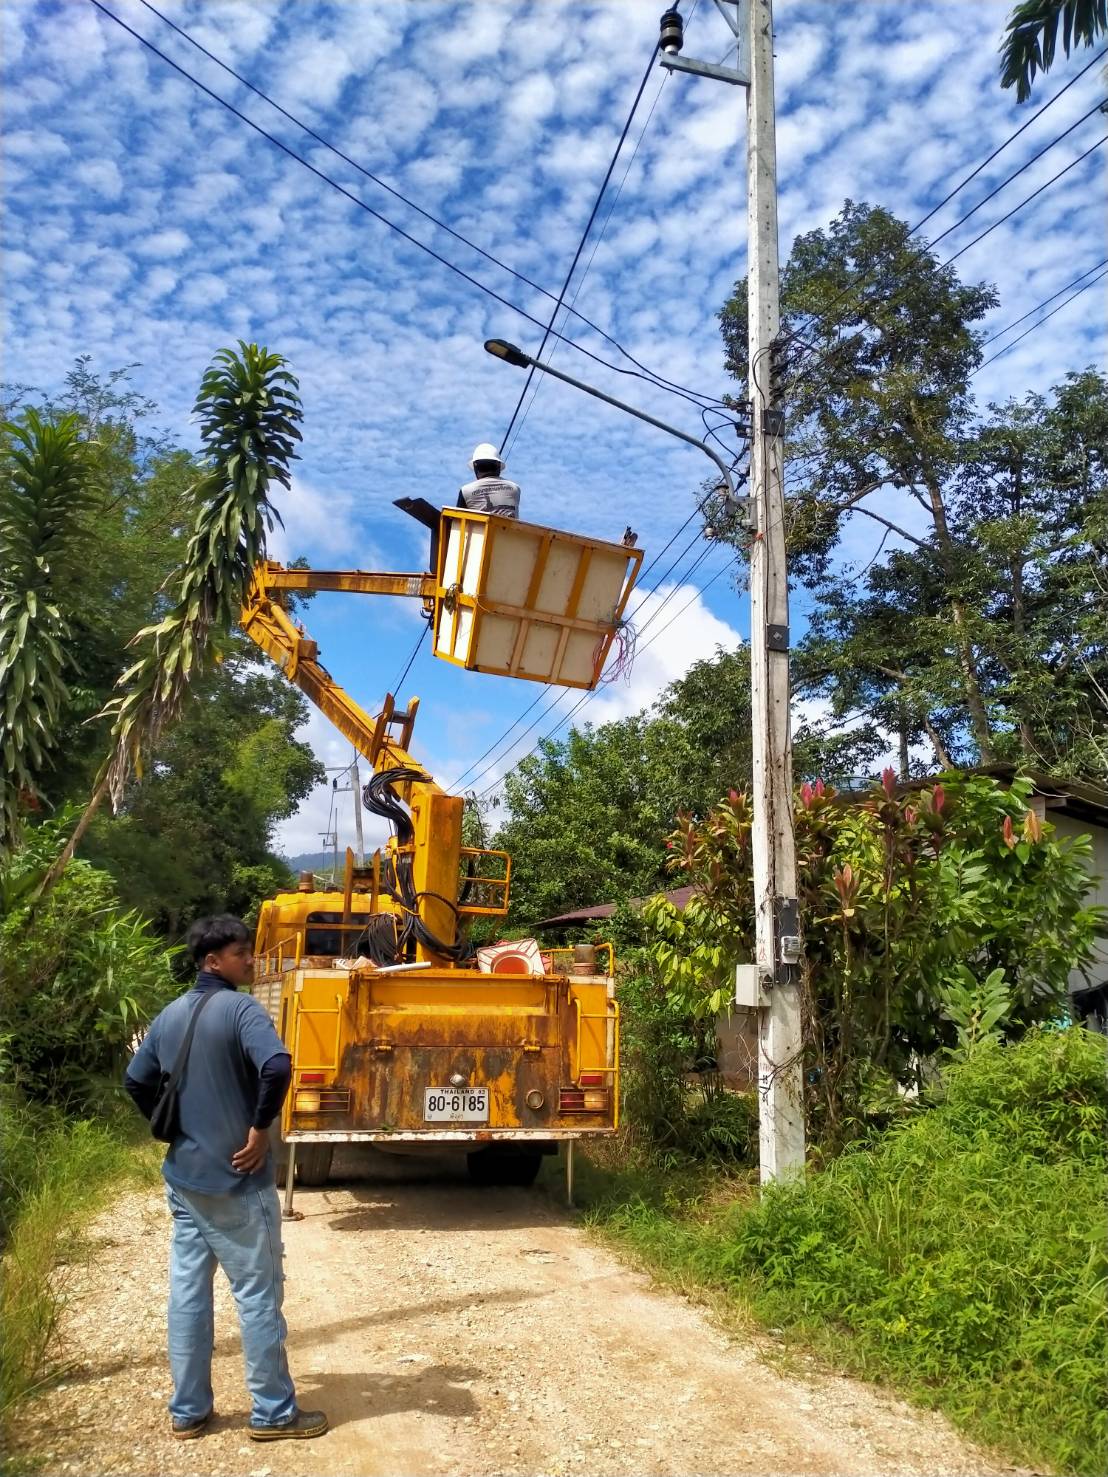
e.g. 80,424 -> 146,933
240,560 -> 465,959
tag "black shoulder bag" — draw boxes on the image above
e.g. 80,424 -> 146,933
150,991 -> 218,1144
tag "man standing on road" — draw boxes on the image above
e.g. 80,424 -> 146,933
125,915 -> 328,1444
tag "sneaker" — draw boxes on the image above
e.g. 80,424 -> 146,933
171,1411 -> 212,1441
248,1409 -> 328,1441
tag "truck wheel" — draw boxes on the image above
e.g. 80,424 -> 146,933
295,1144 -> 334,1187
466,1148 -> 543,1187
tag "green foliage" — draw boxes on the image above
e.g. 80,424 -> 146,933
0,410 -> 99,849
719,204 -> 1107,777
99,342 -> 302,808
494,646 -> 885,926
0,814 -> 178,1109
999,0 -> 1107,100
722,1029 -> 1108,1477
647,770 -> 1100,1144
0,1096 -> 158,1425
939,966 -> 1012,1055
585,1028 -> 1107,1477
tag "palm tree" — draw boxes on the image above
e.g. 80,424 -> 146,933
42,342 -> 302,886
0,411 -> 98,852
1000,0 -> 1107,101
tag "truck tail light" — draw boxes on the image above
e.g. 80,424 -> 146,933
295,1090 -> 321,1112
559,1087 -> 608,1112
578,1072 -> 605,1086
299,1072 -> 325,1084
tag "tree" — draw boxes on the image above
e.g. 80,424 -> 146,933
646,771 -> 1100,1144
999,0 -> 1107,101
719,202 -> 1106,778
0,412 -> 98,850
797,372 -> 1108,777
44,342 -> 302,887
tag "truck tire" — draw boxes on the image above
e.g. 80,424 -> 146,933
466,1147 -> 543,1187
295,1143 -> 334,1187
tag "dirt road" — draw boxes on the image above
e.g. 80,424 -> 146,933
15,1151 -> 1016,1477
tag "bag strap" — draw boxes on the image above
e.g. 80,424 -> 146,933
163,989 -> 219,1094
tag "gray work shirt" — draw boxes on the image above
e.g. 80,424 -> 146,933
459,476 -> 521,517
126,983 -> 289,1195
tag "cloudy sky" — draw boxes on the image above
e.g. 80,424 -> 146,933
3,0 -> 1105,857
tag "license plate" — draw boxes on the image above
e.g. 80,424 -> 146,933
424,1087 -> 489,1122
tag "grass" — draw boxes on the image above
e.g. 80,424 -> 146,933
0,1094 -> 162,1436
579,1028 -> 1107,1477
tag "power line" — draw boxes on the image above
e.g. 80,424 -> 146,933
457,524 -> 719,796
925,97 -> 1107,250
980,257 -> 1108,344
975,265 -> 1108,370
499,47 -> 660,456
773,54 -> 1108,393
475,550 -> 735,802
88,0 -> 726,413
130,0 -> 723,416
390,622 -> 430,701
938,133 -> 1107,269
778,125 -> 1107,406
502,66 -> 671,463
913,47 -> 1108,234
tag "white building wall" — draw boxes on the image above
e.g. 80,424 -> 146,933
1049,814 -> 1108,994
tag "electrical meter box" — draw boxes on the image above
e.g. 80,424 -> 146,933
433,510 -> 643,690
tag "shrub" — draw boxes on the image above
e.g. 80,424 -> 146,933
0,815 -> 178,1111
719,1028 -> 1108,1477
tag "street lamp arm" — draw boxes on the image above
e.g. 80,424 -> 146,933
483,339 -> 740,505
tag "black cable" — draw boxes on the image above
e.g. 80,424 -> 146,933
500,46 -> 660,456
925,97 -> 1107,250
975,265 -> 1108,370
103,0 -> 725,414
980,257 -> 1108,343
939,133 -> 1107,269
779,129 -> 1107,406
458,521 -> 718,797
390,623 -> 429,700
774,57 -> 1108,394
476,549 -> 734,801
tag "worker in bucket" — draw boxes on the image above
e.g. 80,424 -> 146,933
458,442 -> 522,518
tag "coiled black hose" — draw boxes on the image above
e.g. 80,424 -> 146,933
361,767 -> 469,964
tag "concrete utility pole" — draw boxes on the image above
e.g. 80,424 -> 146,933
660,0 -> 805,1180
350,754 -> 365,866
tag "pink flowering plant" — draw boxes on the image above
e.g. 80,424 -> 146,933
643,771 -> 1101,1144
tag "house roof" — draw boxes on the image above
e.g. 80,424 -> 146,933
534,885 -> 697,930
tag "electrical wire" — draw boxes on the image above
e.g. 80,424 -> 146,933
499,46 -> 660,456
475,550 -> 736,802
98,0 -> 726,414
774,126 -> 1107,409
979,257 -> 1108,344
458,525 -> 721,797
774,48 -> 1108,373
390,622 -> 430,701
975,265 -> 1108,370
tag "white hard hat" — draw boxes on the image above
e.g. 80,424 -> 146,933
470,442 -> 503,469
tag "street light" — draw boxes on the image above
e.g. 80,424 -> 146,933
483,339 -> 748,516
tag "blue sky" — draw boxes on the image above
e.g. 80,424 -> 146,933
3,0 -> 1105,858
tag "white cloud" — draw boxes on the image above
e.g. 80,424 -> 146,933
134,228 -> 191,259
74,158 -> 124,200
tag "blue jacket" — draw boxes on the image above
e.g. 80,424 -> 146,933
125,973 -> 290,1195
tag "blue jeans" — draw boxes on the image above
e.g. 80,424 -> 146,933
165,1182 -> 298,1428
